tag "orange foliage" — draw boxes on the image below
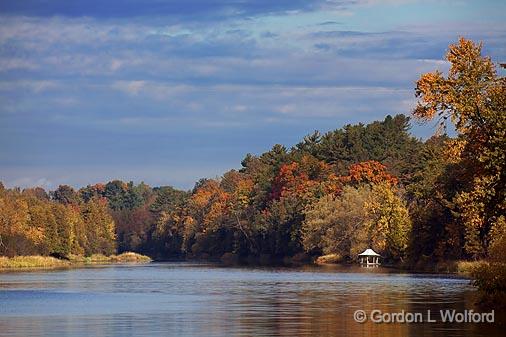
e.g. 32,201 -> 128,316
321,173 -> 342,196
92,183 -> 105,193
343,161 -> 398,186
233,177 -> 254,207
270,156 -> 338,200
271,162 -> 316,200
191,180 -> 230,228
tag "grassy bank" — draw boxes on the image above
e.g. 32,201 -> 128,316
0,256 -> 71,269
0,252 -> 152,270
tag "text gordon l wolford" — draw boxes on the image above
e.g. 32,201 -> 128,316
353,309 -> 495,324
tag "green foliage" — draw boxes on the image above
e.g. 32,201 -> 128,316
104,180 -> 144,211
302,186 -> 371,258
303,114 -> 422,183
150,186 -> 188,213
51,185 -> 79,205
406,136 -> 466,261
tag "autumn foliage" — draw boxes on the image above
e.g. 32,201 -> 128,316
0,185 -> 116,257
414,37 -> 505,259
343,161 -> 398,186
1,39 -> 503,284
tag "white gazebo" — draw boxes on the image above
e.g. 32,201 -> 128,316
358,248 -> 381,266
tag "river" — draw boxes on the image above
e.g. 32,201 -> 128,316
0,262 -> 503,336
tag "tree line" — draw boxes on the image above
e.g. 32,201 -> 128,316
1,39 -> 504,271
0,186 -> 115,257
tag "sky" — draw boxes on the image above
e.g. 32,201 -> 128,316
1,0 -> 505,190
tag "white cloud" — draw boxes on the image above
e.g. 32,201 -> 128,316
112,80 -> 146,95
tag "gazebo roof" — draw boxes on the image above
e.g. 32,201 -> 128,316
358,248 -> 381,257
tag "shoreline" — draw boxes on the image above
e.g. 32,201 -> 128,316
0,252 -> 480,278
155,255 -> 478,276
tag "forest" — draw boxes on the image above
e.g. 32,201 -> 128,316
1,39 -> 505,297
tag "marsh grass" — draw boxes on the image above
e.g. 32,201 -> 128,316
0,252 -> 151,270
111,252 -> 152,262
315,254 -> 344,264
89,254 -> 111,262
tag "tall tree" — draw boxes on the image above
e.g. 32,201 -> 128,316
81,197 -> 116,255
414,38 -> 506,258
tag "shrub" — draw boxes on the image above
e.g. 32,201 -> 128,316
471,262 -> 506,307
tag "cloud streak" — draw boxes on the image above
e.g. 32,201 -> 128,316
0,0 -> 357,20
0,0 -> 504,189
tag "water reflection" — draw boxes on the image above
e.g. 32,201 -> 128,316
0,263 -> 503,337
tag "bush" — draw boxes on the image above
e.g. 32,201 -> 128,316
456,260 -> 484,274
472,262 -> 506,307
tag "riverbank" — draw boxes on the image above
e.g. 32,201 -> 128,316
315,257 -> 484,275
0,252 -> 152,270
189,252 -> 481,275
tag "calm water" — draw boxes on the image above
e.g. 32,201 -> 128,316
0,263 -> 503,337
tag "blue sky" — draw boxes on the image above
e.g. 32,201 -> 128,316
1,0 -> 505,190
